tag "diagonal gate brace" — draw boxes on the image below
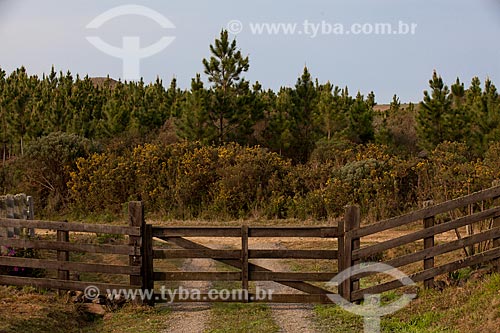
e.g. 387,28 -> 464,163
157,236 -> 333,296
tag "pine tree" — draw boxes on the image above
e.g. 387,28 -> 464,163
375,94 -> 399,146
417,71 -> 452,150
177,74 -> 216,143
6,67 -> 32,156
202,30 -> 249,144
265,87 -> 294,155
290,66 -> 318,162
482,79 -> 500,147
464,77 -> 485,153
448,77 -> 471,143
347,92 -> 374,143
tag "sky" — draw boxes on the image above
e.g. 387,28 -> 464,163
0,0 -> 499,103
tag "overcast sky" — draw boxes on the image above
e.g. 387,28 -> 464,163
1,0 -> 499,103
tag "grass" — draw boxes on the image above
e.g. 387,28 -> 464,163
206,303 -> 280,333
0,285 -> 171,333
313,272 -> 500,332
204,269 -> 279,333
87,304 -> 170,333
0,285 -> 95,333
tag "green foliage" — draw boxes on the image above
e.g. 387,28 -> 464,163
417,71 -> 453,150
2,35 -> 500,220
347,92 -> 374,143
176,74 -> 216,143
202,29 -> 251,144
18,132 -> 94,212
211,144 -> 291,217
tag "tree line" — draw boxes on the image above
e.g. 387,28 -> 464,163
0,31 -> 382,164
1,30 -> 500,219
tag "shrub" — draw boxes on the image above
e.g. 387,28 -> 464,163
69,152 -> 135,213
19,132 -> 95,213
211,144 -> 291,217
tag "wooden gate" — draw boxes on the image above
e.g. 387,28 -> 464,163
150,224 -> 341,304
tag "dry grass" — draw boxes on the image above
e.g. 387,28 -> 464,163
0,286 -> 97,333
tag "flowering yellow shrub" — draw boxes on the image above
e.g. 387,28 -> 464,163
69,152 -> 135,212
67,140 -> 500,221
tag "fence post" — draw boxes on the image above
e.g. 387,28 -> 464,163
339,205 -> 360,301
12,195 -> 21,236
142,223 -> 154,306
27,195 -> 35,237
57,220 -> 69,295
337,219 -> 346,298
241,225 -> 249,303
492,180 -> 500,272
129,201 -> 145,304
423,200 -> 435,289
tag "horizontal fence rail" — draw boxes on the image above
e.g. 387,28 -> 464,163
2,184 -> 500,305
0,218 -> 141,236
345,184 -> 500,301
152,226 -> 339,238
352,206 -> 500,260
0,202 -> 145,298
351,185 -> 500,238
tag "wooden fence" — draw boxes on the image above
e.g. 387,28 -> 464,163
1,185 -> 500,305
0,204 -> 142,296
345,184 -> 500,301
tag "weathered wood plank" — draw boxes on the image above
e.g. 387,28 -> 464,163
154,271 -> 241,281
129,202 -> 144,298
249,227 -> 339,238
352,186 -> 500,238
0,218 -> 140,236
0,256 -> 140,274
352,207 -> 500,260
152,249 -> 338,259
153,227 -> 241,237
154,293 -> 334,304
423,201 -> 435,289
241,225 -> 249,302
0,275 -> 140,293
339,205 -> 360,301
249,249 -> 338,259
153,249 -> 241,259
351,246 -> 500,301
351,227 -> 500,280
142,224 -> 154,305
250,271 -> 337,281
494,188 -> 500,271
27,195 -> 34,237
152,226 -> 339,238
0,238 -> 135,255
349,206 -> 361,300
337,219 -> 345,297
57,225 -> 70,292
